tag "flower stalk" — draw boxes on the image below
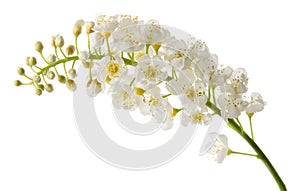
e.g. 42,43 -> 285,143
206,101 -> 286,191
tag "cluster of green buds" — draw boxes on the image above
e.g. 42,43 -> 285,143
14,20 -> 95,96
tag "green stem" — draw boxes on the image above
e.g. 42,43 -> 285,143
88,35 -> 91,54
206,101 -> 286,191
23,74 -> 32,80
146,44 -> 150,54
229,150 -> 258,158
41,74 -> 48,85
129,78 -> 136,86
37,54 -> 102,76
208,87 -> 211,102
37,56 -> 79,75
248,115 -> 254,140
40,52 -> 50,65
89,61 -> 93,81
59,48 -> 67,58
75,36 -> 79,55
162,93 -> 172,98
212,87 -> 217,105
105,37 -> 112,60
63,62 -> 68,80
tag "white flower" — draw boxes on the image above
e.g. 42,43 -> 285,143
135,54 -> 168,89
218,93 -> 248,119
140,20 -> 171,45
194,53 -> 218,82
181,109 -> 211,127
90,32 -> 104,51
226,68 -> 248,94
79,51 -> 89,63
86,79 -> 104,97
166,71 -> 208,112
245,92 -> 265,114
94,15 -> 119,38
111,16 -> 144,52
110,83 -> 140,110
209,65 -> 233,88
135,86 -> 174,130
93,55 -> 125,83
201,133 -> 229,164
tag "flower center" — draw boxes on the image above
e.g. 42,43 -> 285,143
191,112 -> 204,124
185,89 -> 196,100
106,61 -> 121,77
143,67 -> 158,80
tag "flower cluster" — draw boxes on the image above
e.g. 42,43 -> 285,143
15,14 -> 266,163
14,14 -> 289,190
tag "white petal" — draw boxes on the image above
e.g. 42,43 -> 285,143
216,148 -> 228,164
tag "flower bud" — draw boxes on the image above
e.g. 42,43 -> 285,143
73,20 -> 84,37
34,41 -> 43,53
152,44 -> 161,54
46,71 -> 55,80
35,89 -> 43,96
134,87 -> 146,95
38,84 -> 45,91
55,35 -> 64,48
14,80 -> 22,87
47,54 -> 56,64
66,45 -> 75,55
17,67 -> 25,75
68,69 -> 76,79
45,84 -> 54,92
26,57 -> 37,66
33,75 -> 41,83
51,36 -> 56,47
58,75 -> 66,83
66,79 -> 76,91
86,21 -> 95,34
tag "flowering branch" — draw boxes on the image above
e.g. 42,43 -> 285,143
206,101 -> 286,190
14,14 -> 287,190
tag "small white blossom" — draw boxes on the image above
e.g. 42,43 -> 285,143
79,51 -> 89,63
140,20 -> 171,45
245,92 -> 265,114
218,93 -> 248,119
135,55 -> 168,89
181,109 -> 211,127
226,68 -> 248,94
86,79 -> 104,97
202,133 -> 229,164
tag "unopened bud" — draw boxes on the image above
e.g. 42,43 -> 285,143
35,89 -> 42,96
73,20 -> 84,37
33,75 -> 41,83
34,41 -> 43,53
55,35 -> 64,48
17,67 -> 25,75
68,69 -> 77,79
66,45 -> 75,55
66,79 -> 76,91
86,21 -> 95,34
45,84 -> 54,92
26,57 -> 37,66
46,71 -> 55,80
135,87 -> 146,95
152,44 -> 161,54
51,36 -> 56,47
47,54 -> 56,64
38,84 -> 45,91
58,75 -> 66,83
14,80 -> 22,87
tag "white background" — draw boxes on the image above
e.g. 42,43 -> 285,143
0,0 -> 299,190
